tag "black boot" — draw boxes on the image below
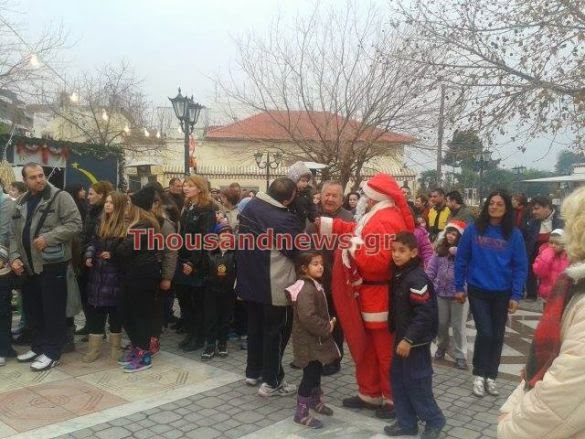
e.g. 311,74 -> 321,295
178,333 -> 193,349
62,327 -> 76,353
182,337 -> 204,352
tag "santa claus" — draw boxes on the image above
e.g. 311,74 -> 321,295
318,173 -> 414,418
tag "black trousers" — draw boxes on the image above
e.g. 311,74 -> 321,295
298,361 -> 322,397
122,275 -> 158,350
86,305 -> 122,334
22,262 -> 68,360
151,289 -> 166,339
0,276 -> 14,357
233,298 -> 247,336
204,287 -> 235,344
245,301 -> 293,388
175,284 -> 205,341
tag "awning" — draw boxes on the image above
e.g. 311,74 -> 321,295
523,175 -> 585,183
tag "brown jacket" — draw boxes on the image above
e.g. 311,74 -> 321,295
286,278 -> 340,368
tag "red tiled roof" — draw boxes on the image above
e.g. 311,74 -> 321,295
205,111 -> 415,144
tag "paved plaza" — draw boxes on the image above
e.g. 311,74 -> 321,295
0,305 -> 541,439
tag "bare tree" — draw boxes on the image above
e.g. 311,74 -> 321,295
0,1 -> 67,94
394,0 -> 585,150
45,61 -> 162,152
218,1 -> 441,188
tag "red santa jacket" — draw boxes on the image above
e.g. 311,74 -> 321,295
321,200 -> 413,330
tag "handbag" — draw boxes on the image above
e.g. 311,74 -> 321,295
33,190 -> 65,262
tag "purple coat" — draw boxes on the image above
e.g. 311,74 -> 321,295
414,225 -> 434,268
426,253 -> 457,298
85,237 -> 125,308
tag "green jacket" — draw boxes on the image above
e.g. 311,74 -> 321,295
10,183 -> 82,274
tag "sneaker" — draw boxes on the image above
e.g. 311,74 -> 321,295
384,423 -> 418,436
258,381 -> 296,397
455,358 -> 469,370
17,350 -> 39,363
472,376 -> 485,397
201,345 -> 215,360
0,357 -> 5,367
117,348 -> 136,366
123,351 -> 152,373
485,378 -> 499,396
217,342 -> 228,357
434,347 -> 446,360
30,354 -> 59,371
149,337 -> 160,357
245,376 -> 260,386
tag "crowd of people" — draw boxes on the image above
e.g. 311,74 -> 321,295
0,159 -> 583,438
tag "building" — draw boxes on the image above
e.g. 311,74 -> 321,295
0,90 -> 33,134
163,110 -> 417,191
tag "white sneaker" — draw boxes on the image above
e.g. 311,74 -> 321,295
30,354 -> 59,371
245,377 -> 260,386
0,357 -> 5,367
17,350 -> 39,363
258,380 -> 296,397
485,378 -> 499,396
472,376 -> 485,397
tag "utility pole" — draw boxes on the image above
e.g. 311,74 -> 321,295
436,84 -> 446,186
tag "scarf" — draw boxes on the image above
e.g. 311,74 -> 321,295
524,273 -> 575,390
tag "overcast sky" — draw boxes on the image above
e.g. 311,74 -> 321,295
13,0 -> 569,172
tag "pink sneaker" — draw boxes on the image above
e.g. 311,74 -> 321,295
149,337 -> 160,357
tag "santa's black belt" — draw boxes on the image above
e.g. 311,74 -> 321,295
362,280 -> 390,285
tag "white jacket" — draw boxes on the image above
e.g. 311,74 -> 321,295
498,262 -> 585,439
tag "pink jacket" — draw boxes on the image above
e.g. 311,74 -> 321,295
414,225 -> 433,268
532,244 -> 569,300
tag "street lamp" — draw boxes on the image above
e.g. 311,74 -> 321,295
254,150 -> 283,191
168,87 -> 204,176
474,149 -> 492,204
512,165 -> 526,192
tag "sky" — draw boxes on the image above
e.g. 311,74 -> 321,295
9,0 -> 569,173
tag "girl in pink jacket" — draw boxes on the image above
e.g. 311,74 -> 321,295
532,229 -> 569,302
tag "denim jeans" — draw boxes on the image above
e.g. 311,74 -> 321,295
468,286 -> 510,379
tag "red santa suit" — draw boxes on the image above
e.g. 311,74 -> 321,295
320,174 -> 414,407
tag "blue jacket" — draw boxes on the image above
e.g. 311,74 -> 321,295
389,259 -> 438,347
455,223 -> 528,301
525,210 -> 564,258
236,192 -> 303,306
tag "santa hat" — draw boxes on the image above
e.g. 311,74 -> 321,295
445,220 -> 466,236
362,173 -> 415,231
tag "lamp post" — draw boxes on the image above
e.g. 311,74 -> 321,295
254,150 -> 283,191
474,149 -> 492,204
168,87 -> 204,176
512,165 -> 526,192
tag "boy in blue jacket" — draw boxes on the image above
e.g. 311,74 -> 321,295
385,232 -> 445,439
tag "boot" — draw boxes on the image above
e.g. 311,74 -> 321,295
294,395 -> 323,429
109,333 -> 123,362
309,387 -> 333,416
82,334 -> 103,363
62,326 -> 76,353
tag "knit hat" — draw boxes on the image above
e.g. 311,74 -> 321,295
287,161 -> 312,183
551,229 -> 564,237
214,220 -> 232,234
445,220 -> 466,236
130,186 -> 156,211
362,173 -> 415,231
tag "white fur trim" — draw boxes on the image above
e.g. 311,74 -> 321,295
357,393 -> 383,405
361,311 -> 389,322
362,183 -> 390,202
320,216 -> 333,236
355,199 -> 395,238
566,262 -> 585,282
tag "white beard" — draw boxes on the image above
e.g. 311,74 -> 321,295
354,195 -> 369,222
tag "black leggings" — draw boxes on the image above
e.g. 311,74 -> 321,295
298,361 -> 322,397
175,284 -> 205,340
122,275 -> 158,350
86,305 -> 122,334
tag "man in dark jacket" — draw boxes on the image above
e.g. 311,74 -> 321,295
525,196 -> 564,300
236,177 -> 303,397
386,232 -> 445,439
306,181 -> 354,375
446,190 -> 475,224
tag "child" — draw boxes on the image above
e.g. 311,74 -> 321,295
285,251 -> 339,429
414,216 -> 434,268
426,220 -> 469,370
385,232 -> 445,439
83,192 -> 127,363
287,161 -> 317,226
532,229 -> 569,303
116,186 -> 161,373
201,221 -> 236,360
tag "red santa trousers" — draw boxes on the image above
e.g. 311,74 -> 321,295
356,328 -> 394,404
